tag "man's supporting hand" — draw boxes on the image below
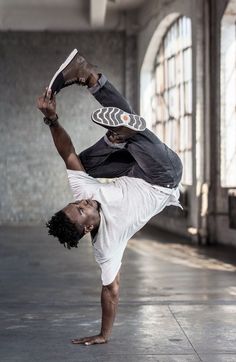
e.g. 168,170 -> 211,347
71,334 -> 107,346
72,273 -> 120,346
37,89 -> 57,120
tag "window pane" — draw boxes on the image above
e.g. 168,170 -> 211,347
156,122 -> 164,140
179,83 -> 185,116
184,81 -> 192,114
169,87 -> 179,118
176,52 -> 182,85
155,63 -> 164,93
183,48 -> 192,81
163,91 -> 169,121
167,57 -> 176,87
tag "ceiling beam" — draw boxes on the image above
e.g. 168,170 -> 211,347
90,0 -> 107,27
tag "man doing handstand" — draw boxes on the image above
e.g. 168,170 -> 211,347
37,49 -> 183,346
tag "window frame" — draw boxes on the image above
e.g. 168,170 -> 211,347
151,16 -> 193,185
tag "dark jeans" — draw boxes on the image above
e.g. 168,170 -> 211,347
79,77 -> 183,188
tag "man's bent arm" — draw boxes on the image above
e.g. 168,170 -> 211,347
49,122 -> 85,171
37,89 -> 84,171
71,273 -> 120,345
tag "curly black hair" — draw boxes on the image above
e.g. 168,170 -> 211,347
46,210 -> 85,249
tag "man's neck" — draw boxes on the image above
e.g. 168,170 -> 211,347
91,216 -> 100,239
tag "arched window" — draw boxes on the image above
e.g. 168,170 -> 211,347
150,16 -> 192,185
220,1 -> 236,187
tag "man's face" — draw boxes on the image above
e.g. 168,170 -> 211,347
63,199 -> 100,233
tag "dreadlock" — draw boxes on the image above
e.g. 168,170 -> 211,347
46,210 -> 85,249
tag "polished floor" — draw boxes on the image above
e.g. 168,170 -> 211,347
0,225 -> 236,362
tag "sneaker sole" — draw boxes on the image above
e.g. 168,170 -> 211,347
91,107 -> 146,131
48,48 -> 78,93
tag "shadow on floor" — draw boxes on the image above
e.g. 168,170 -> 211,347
137,224 -> 236,267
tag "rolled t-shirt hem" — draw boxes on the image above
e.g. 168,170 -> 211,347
101,262 -> 122,286
67,169 -> 102,201
67,169 -> 88,176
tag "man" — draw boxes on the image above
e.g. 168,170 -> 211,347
37,49 -> 183,346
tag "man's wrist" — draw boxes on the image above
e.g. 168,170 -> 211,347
43,114 -> 59,127
100,330 -> 109,341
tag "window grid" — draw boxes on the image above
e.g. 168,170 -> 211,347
151,16 -> 193,185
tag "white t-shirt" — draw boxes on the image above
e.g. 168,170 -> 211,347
67,170 -> 181,286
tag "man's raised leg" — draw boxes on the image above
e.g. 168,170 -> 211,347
79,74 -> 140,178
87,75 -> 182,187
48,49 -> 182,187
48,49 -> 134,115
88,74 -> 134,114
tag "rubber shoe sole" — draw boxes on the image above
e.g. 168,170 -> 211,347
48,48 -> 78,94
91,107 -> 146,131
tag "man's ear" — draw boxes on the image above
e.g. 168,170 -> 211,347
84,224 -> 94,234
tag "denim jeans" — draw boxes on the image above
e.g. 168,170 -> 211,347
79,75 -> 183,188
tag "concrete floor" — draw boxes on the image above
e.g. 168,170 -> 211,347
0,226 -> 236,362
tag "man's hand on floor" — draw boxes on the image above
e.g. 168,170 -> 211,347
72,275 -> 120,346
71,334 -> 107,346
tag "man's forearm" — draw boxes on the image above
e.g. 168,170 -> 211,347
37,89 -> 74,159
100,279 -> 120,341
47,119 -> 85,171
37,90 -> 84,171
71,275 -> 120,346
49,121 -> 75,161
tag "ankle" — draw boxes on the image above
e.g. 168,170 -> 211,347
87,73 -> 99,88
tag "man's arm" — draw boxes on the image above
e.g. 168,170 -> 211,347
37,89 -> 85,171
71,272 -> 120,345
49,122 -> 85,171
